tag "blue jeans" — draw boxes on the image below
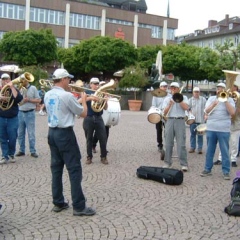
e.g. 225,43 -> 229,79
0,116 -> 19,159
48,127 -> 86,211
205,130 -> 230,174
18,110 -> 36,154
190,123 -> 203,150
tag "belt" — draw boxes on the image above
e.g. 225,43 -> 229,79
87,115 -> 101,118
50,126 -> 73,130
168,117 -> 185,119
20,109 -> 35,113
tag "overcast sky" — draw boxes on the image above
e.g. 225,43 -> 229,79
145,0 -> 240,36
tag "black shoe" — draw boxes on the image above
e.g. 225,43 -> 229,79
73,207 -> 96,216
213,160 -> 222,165
52,202 -> 69,213
232,162 -> 238,167
15,152 -> 25,157
160,149 -> 165,161
31,153 -> 38,158
158,146 -> 163,152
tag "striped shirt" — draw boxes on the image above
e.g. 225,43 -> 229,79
189,96 -> 206,123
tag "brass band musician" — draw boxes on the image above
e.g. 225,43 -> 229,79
162,82 -> 189,171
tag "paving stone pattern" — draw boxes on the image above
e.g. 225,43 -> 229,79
0,111 -> 240,240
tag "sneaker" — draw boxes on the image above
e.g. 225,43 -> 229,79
232,162 -> 238,167
189,149 -> 195,153
52,202 -> 69,213
92,147 -> 97,153
200,170 -> 212,177
9,155 -> 16,163
223,173 -> 230,180
162,163 -> 172,168
86,157 -> 92,164
15,151 -> 25,157
39,110 -> 45,116
31,153 -> 38,158
181,166 -> 188,172
101,157 -> 108,165
73,207 -> 96,216
0,157 -> 7,165
213,160 -> 222,165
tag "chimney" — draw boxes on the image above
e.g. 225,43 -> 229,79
208,20 -> 217,27
225,14 -> 229,26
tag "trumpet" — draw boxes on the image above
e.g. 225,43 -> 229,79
39,79 -> 53,89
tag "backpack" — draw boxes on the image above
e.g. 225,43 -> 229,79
224,176 -> 240,216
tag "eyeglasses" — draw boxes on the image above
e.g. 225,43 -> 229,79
92,83 -> 99,85
170,86 -> 177,89
1,78 -> 9,80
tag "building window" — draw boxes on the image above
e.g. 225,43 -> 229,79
106,18 -> 133,26
0,3 -> 25,20
30,7 -> 65,25
167,29 -> 175,40
70,13 -> 100,30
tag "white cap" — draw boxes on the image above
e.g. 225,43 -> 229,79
52,68 -> 74,80
1,73 -> 10,79
217,83 -> 226,88
160,81 -> 168,87
170,82 -> 180,88
193,87 -> 200,92
99,81 -> 106,86
90,77 -> 100,84
234,82 -> 240,88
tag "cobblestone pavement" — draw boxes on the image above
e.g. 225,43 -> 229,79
0,110 -> 240,240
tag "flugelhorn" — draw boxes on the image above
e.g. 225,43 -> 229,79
0,72 -> 34,111
69,79 -> 121,112
39,79 -> 53,89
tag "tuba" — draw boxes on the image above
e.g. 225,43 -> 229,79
0,72 -> 34,111
223,70 -> 240,104
91,79 -> 117,112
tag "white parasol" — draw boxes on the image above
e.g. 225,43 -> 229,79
155,51 -> 162,81
0,64 -> 22,73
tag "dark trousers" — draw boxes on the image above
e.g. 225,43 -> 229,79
48,127 -> 86,211
93,126 -> 109,148
156,121 -> 164,148
83,116 -> 107,158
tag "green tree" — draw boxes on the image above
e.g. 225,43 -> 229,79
198,47 -> 222,81
0,29 -> 58,67
71,36 -> 138,75
215,39 -> 240,72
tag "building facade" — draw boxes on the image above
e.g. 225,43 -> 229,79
0,0 -> 178,49
178,14 -> 240,49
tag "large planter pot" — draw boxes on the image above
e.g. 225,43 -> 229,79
128,100 -> 142,111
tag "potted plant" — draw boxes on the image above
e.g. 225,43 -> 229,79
119,65 -> 148,111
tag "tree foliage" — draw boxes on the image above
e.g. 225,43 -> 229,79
0,29 -> 58,67
65,36 -> 138,76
